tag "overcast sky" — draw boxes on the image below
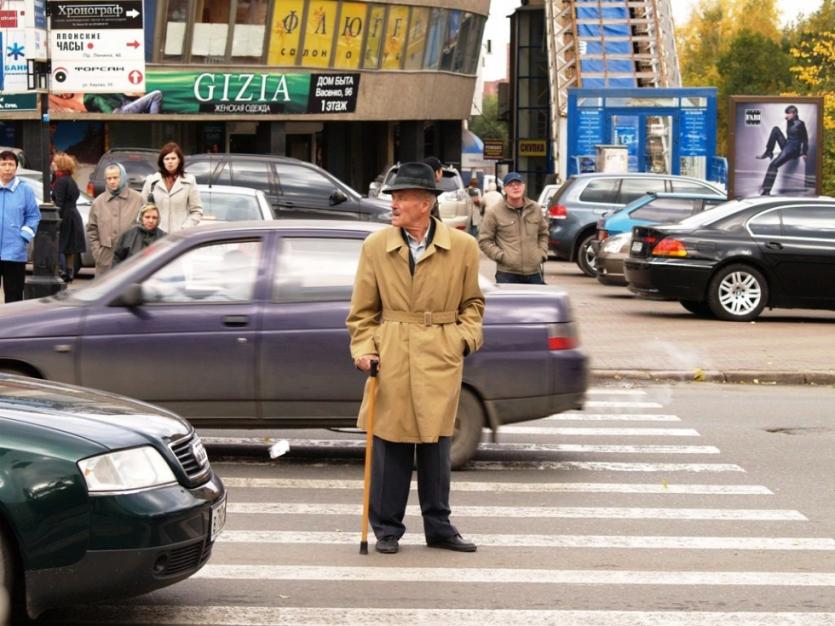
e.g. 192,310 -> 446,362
482,0 -> 824,81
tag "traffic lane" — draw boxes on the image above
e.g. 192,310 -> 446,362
542,260 -> 835,374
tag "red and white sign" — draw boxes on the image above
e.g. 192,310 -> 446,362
51,61 -> 146,93
49,29 -> 144,62
0,10 -> 18,28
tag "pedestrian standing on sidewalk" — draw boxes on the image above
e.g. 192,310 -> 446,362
347,161 -> 484,555
87,163 -> 144,274
112,204 -> 166,265
422,156 -> 443,220
478,171 -> 549,284
141,142 -> 202,233
0,150 -> 40,303
51,152 -> 85,282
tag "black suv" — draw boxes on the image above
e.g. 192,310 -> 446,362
87,147 -> 158,196
185,153 -> 390,222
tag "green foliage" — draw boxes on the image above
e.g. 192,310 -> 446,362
468,95 -> 508,142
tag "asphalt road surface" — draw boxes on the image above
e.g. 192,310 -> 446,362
38,382 -> 835,626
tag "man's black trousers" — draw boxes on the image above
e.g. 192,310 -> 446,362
370,435 -> 459,543
0,261 -> 26,303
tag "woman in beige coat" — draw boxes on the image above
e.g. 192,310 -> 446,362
347,161 -> 484,555
141,142 -> 202,233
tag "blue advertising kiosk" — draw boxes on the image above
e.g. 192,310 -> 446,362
567,87 -> 723,183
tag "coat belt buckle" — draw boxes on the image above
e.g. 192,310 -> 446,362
423,311 -> 432,326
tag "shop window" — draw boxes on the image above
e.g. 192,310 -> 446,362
269,0 -> 305,65
334,1 -> 367,69
381,5 -> 409,69
439,10 -> 461,71
300,0 -> 339,68
231,0 -> 269,62
362,5 -> 387,69
163,0 -> 190,61
192,2 -> 231,62
403,7 -> 429,70
423,8 -> 445,70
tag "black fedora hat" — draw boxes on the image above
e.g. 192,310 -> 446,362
382,162 -> 442,195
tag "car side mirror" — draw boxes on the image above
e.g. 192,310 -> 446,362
330,189 -> 348,205
110,283 -> 144,308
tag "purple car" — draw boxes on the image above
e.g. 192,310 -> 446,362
0,221 -> 587,467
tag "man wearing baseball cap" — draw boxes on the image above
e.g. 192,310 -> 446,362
478,171 -> 549,284
347,161 -> 484,555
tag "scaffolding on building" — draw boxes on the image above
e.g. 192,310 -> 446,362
543,0 -> 681,177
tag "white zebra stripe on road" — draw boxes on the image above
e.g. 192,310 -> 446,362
587,388 -> 647,396
498,427 -> 700,436
218,531 -> 835,551
220,477 -> 772,495
228,502 -> 807,521
584,400 -> 664,408
54,607 -> 835,626
544,413 -> 681,421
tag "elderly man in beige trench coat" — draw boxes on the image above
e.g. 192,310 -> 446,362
347,161 -> 485,555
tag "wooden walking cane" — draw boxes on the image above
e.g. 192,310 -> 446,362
359,360 -> 379,555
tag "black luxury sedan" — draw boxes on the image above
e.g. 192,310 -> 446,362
624,197 -> 835,321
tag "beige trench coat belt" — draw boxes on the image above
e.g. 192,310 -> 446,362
382,310 -> 459,326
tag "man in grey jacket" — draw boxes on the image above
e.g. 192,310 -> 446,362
478,172 -> 549,284
86,163 -> 144,273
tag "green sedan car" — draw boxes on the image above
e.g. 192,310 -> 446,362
0,374 -> 226,622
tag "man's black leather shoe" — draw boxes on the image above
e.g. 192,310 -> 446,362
756,152 -> 773,159
375,536 -> 399,554
427,534 -> 477,552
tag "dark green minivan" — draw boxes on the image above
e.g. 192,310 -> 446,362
0,375 -> 226,622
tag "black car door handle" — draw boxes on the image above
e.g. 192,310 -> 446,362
766,242 -> 783,250
282,201 -> 296,208
223,315 -> 250,327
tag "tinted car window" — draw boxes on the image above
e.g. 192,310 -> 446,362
619,178 -> 667,203
231,160 -> 271,191
141,240 -> 261,303
273,237 -> 363,302
202,192 -> 262,221
630,198 -> 702,223
748,209 -> 781,236
579,179 -> 619,203
277,163 -> 337,202
187,160 -> 231,185
781,206 -> 835,240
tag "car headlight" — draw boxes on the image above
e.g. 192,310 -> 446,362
602,233 -> 630,254
78,446 -> 177,493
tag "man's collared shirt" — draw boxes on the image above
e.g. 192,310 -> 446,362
404,227 -> 430,263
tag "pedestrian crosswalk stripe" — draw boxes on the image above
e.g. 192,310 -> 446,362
214,460 -> 747,472
220,477 -> 772,495
499,427 -> 700,436
585,400 -> 664,408
52,606 -> 835,626
193,565 -> 835,587
203,437 -> 718,454
227,502 -> 807,521
545,413 -> 681,421
588,388 -> 647,396
219,531 -> 835,551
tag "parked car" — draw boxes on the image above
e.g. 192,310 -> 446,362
624,197 -> 835,321
0,221 -> 587,468
0,374 -> 225,621
537,183 -> 561,213
374,163 -> 474,231
198,184 -> 273,223
546,173 -> 725,276
86,147 -> 158,197
185,153 -> 390,223
591,192 -> 726,286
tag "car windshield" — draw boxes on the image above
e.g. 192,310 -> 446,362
201,192 -> 262,221
62,237 -> 181,303
672,199 -> 752,228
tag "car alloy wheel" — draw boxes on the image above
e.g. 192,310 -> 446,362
451,388 -> 484,470
575,233 -> 598,277
707,264 -> 769,322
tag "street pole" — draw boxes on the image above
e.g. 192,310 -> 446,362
23,56 -> 64,299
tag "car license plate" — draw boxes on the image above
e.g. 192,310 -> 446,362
211,497 -> 227,542
631,240 -> 643,254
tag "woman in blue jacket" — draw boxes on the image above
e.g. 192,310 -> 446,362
0,150 -> 40,303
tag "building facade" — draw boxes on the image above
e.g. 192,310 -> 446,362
9,0 -> 488,193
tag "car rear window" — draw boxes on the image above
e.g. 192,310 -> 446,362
579,179 -> 619,203
201,192 -> 262,221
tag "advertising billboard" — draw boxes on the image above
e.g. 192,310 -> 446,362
728,96 -> 824,198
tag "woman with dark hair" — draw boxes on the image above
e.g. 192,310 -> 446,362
757,105 -> 808,196
141,141 -> 202,232
51,151 -> 86,282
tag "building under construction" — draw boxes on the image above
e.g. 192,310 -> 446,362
508,0 -> 682,190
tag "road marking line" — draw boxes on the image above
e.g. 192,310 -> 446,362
498,427 -> 700,436
588,388 -> 648,396
193,565 -> 835,586
227,502 -> 806,521
212,460 -> 747,472
584,400 -> 664,408
545,413 -> 681,421
203,437 -> 718,454
220,477 -> 771,495
219,531 -> 835,551
53,607 -> 835,626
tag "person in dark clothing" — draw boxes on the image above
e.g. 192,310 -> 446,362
757,105 -> 808,196
51,152 -> 86,282
112,204 -> 166,265
422,156 -> 443,220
